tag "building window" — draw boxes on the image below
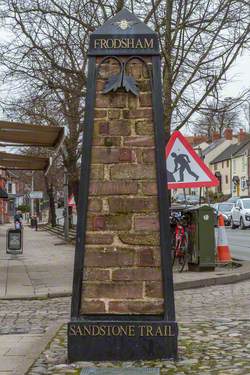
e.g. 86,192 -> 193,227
242,155 -> 247,172
227,160 -> 229,168
233,159 -> 236,173
225,175 -> 228,184
222,161 -> 224,168
7,182 -> 12,194
241,177 -> 246,191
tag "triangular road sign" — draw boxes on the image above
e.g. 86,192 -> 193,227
165,131 -> 219,189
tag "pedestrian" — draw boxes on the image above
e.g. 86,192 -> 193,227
33,215 -> 38,231
14,210 -> 23,230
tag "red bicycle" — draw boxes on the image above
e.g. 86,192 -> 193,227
171,216 -> 189,272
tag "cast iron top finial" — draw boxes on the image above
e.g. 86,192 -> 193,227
92,8 -> 156,36
89,9 -> 159,56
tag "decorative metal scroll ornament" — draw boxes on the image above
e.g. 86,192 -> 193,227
102,57 -> 140,96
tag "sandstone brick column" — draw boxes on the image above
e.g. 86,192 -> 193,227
80,57 -> 164,315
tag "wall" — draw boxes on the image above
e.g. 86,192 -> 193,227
213,159 -> 231,196
232,154 -> 248,197
80,57 -> 163,315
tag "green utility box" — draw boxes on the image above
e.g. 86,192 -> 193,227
185,205 -> 215,271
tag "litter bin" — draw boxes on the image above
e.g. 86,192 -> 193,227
185,205 -> 215,271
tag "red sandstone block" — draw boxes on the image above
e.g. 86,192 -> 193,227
139,94 -> 152,107
88,199 -> 102,212
111,164 -> 156,180
96,96 -> 110,108
123,136 -> 155,147
109,300 -> 163,314
92,136 -> 121,147
109,120 -> 131,136
85,247 -> 135,267
123,108 -> 152,119
89,181 -> 138,196
145,281 -> 163,298
126,63 -> 144,79
135,248 -> 156,267
90,165 -> 106,180
135,120 -> 154,135
80,300 -> 106,314
138,80 -> 151,92
134,215 -> 160,231
91,216 -> 105,230
96,80 -> 105,92
141,182 -> 158,195
83,282 -> 143,299
88,214 -> 132,231
83,268 -> 110,281
128,95 -> 139,110
119,233 -> 160,246
110,93 -> 128,108
112,267 -> 162,281
108,197 -> 158,213
91,148 -> 119,164
91,148 -> 134,164
108,110 -> 121,120
98,123 -> 109,135
142,149 -> 155,163
94,110 -> 107,118
85,233 -> 114,245
119,148 -> 133,162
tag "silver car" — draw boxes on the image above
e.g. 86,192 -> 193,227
231,198 -> 250,229
213,202 -> 234,226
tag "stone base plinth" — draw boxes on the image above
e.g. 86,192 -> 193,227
68,319 -> 178,362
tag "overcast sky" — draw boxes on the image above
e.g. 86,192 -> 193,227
0,27 -> 249,126
222,52 -> 250,99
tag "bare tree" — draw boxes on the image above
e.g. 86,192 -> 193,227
149,0 -> 250,135
193,98 -> 244,140
0,0 -> 249,192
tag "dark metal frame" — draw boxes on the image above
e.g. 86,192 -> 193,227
71,55 -> 175,323
69,20 -> 178,359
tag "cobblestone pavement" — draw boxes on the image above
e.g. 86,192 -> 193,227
0,280 -> 248,374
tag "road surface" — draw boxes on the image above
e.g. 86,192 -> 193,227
225,227 -> 250,260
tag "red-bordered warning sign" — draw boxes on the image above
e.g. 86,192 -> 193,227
165,131 -> 219,189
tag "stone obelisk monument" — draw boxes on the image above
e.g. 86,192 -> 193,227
68,8 -> 178,362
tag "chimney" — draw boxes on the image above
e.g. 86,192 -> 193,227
238,129 -> 247,143
223,128 -> 233,140
212,132 -> 220,141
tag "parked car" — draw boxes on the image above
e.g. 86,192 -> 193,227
227,196 -> 239,204
213,202 -> 235,226
174,194 -> 186,204
186,195 -> 199,205
227,196 -> 250,204
231,198 -> 250,229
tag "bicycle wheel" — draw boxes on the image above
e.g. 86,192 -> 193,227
177,233 -> 189,273
171,233 -> 176,267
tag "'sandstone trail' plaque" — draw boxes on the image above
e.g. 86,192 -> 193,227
68,8 -> 178,362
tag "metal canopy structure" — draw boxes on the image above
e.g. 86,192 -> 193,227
0,121 -> 64,149
0,152 -> 51,174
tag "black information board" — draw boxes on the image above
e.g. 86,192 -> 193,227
6,228 -> 23,254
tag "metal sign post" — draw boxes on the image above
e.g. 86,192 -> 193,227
64,168 -> 69,241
